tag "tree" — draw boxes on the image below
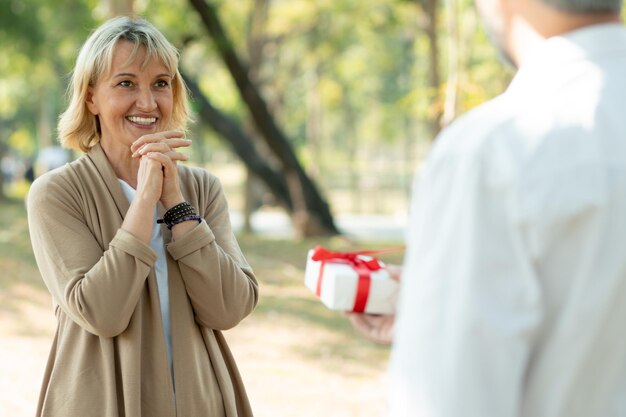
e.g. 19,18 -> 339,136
104,0 -> 134,16
242,0 -> 271,233
187,0 -> 339,236
0,0 -> 97,201
183,74 -> 295,213
0,0 -> 512,216
419,0 -> 444,138
0,0 -> 46,200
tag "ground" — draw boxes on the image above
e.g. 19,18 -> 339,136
0,201 -> 404,417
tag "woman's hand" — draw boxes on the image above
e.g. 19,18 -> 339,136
135,152 -> 164,206
122,153 -> 165,244
131,130 -> 192,209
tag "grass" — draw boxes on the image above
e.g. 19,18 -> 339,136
0,200 -> 403,325
0,199 -> 40,288
0,198 -> 55,338
0,199 -> 403,416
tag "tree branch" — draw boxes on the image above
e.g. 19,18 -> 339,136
187,0 -> 339,235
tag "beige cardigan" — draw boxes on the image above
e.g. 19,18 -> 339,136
27,144 -> 259,417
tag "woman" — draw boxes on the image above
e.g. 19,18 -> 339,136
27,16 -> 258,417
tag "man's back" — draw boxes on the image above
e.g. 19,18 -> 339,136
390,23 -> 626,417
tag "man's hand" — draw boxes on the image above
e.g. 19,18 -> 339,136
348,313 -> 396,345
347,264 -> 402,345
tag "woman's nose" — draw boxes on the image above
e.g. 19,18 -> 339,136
136,86 -> 157,111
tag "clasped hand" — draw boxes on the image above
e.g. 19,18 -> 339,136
130,130 -> 192,209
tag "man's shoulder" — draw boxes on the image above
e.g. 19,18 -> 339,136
431,94 -> 519,162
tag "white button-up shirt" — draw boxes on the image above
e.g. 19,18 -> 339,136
389,24 -> 626,417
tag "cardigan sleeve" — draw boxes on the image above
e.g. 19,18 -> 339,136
27,172 -> 157,337
167,175 -> 258,330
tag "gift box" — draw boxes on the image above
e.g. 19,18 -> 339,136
304,246 -> 399,314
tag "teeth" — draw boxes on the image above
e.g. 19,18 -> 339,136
127,116 -> 156,125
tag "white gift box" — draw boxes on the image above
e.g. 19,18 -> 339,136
304,248 -> 399,314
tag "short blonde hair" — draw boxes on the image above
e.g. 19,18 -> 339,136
58,16 -> 191,152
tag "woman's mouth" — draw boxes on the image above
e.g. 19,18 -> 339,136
126,116 -> 157,126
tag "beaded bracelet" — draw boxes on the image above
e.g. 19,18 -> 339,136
165,214 -> 202,230
158,202 -> 195,224
157,201 -> 201,229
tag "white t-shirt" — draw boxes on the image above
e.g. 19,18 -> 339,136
118,179 -> 173,374
389,24 -> 626,417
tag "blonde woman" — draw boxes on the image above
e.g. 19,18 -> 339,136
27,16 -> 258,417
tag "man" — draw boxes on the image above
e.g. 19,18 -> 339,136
351,0 -> 626,416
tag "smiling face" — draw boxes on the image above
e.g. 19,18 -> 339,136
86,40 -> 173,154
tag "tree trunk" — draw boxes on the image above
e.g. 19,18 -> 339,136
184,75 -> 293,211
106,0 -> 134,16
306,68 -> 323,179
187,0 -> 339,236
421,0 -> 443,141
441,0 -> 460,128
0,122 -> 8,202
242,0 -> 270,234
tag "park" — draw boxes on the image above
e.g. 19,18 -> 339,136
4,0 -> 622,416
2,1 -> 490,413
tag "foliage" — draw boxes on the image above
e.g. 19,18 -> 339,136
0,0 -> 511,213
0,0 -> 97,161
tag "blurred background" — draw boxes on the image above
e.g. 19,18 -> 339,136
0,0 -> 511,415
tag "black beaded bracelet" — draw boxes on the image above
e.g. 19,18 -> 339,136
158,202 -> 194,224
157,201 -> 200,229
166,215 -> 202,230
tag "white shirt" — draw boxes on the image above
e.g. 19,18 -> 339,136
389,24 -> 626,417
118,180 -> 173,373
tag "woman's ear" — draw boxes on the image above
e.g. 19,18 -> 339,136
86,87 -> 98,115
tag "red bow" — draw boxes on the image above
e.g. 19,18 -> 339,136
311,246 -> 385,313
311,246 -> 383,271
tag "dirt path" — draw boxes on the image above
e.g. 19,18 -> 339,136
0,202 -> 396,416
0,284 -> 390,417
0,283 -> 55,417
0,336 -> 51,416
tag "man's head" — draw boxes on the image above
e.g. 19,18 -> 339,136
541,0 -> 622,13
475,0 -> 623,67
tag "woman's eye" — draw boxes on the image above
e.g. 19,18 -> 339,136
155,80 -> 169,88
119,80 -> 133,87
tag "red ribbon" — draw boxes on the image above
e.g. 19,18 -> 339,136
311,246 -> 386,313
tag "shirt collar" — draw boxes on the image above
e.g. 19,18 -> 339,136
507,23 -> 626,96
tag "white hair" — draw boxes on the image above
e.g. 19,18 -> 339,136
542,0 -> 622,12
